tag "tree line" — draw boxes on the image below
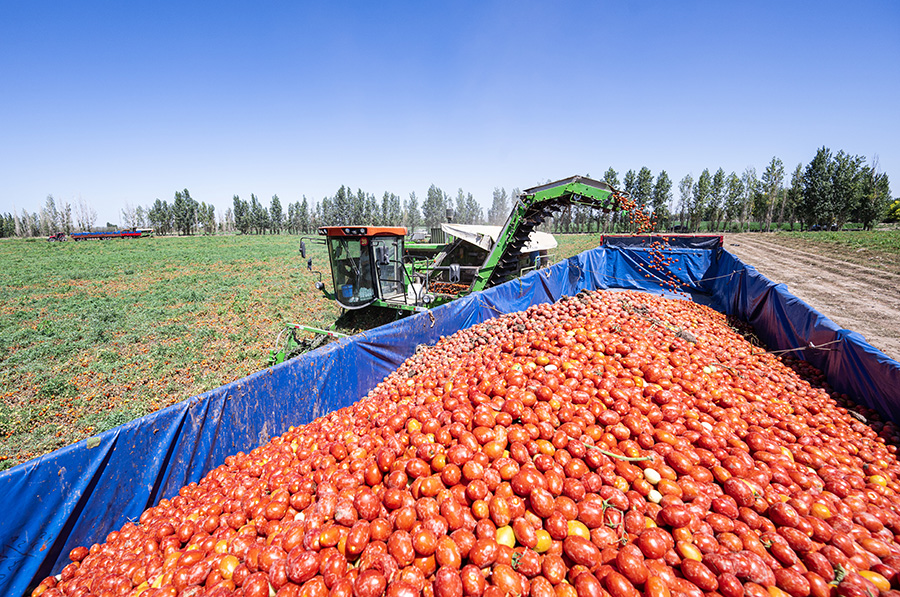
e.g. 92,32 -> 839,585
226,184 -> 490,236
663,149 -> 892,233
2,146 -> 894,239
555,148 -> 892,235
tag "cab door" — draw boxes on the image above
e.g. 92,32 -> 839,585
371,236 -> 405,302
327,237 -> 377,309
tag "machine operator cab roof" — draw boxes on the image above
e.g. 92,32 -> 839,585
317,226 -> 409,310
317,226 -> 407,238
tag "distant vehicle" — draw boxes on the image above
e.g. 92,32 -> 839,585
47,232 -> 67,241
69,228 -> 154,240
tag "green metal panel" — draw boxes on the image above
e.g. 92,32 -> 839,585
470,176 -> 623,291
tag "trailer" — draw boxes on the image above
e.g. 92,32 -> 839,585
2,216 -> 899,597
69,229 -> 153,240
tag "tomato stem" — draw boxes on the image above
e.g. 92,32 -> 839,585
592,447 -> 654,462
833,563 -> 848,584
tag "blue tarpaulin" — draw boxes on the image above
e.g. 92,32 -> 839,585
1,243 -> 898,597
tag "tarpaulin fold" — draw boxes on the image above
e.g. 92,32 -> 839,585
1,244 -> 898,597
601,234 -> 724,250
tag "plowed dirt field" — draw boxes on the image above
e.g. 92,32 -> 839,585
723,233 -> 900,362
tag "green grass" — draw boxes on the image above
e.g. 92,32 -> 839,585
554,233 -> 606,259
0,234 -> 341,468
774,229 -> 900,255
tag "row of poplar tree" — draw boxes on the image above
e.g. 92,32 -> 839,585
1,146 -> 895,238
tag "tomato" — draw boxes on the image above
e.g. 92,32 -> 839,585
567,520 -> 590,540
657,505 -> 691,528
636,528 -> 671,560
717,573 -> 744,597
413,528 -> 439,557
762,501 -> 794,527
387,581 -> 421,597
243,572 -> 272,597
542,554 -> 567,585
288,550 -> 321,584
389,531 -> 416,568
460,564 -> 486,597
355,569 -> 387,597
531,576 -> 556,597
491,564 -> 523,596
804,572 -> 832,597
468,539 -> 499,569
778,527 -> 813,554
615,544 -> 649,585
489,497 -> 512,528
604,570 -> 639,597
68,546 -> 89,563
434,536 -> 462,569
574,571 -> 605,597
680,560 -> 717,592
487,523 -> 510,547
515,548 -> 542,578
723,478 -> 755,508
530,488 -> 556,518
563,536 -> 600,568
451,530 -> 476,560
774,568 -> 811,597
576,500 -> 605,529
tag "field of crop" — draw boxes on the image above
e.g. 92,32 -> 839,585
0,233 -> 607,469
0,234 -> 343,469
784,229 -> 900,252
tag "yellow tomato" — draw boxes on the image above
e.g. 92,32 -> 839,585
219,554 -> 240,580
567,520 -> 590,539
810,502 -> 832,519
534,530 -> 552,553
676,541 -> 702,562
868,474 -> 888,487
496,525 -> 516,548
859,571 -> 891,592
536,440 -> 556,456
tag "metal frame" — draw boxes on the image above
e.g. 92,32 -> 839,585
471,176 -> 623,290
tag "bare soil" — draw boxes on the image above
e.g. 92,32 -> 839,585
723,233 -> 900,363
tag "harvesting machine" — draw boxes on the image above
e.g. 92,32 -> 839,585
270,175 -> 628,363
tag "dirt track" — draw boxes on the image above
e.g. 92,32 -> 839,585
723,234 -> 900,363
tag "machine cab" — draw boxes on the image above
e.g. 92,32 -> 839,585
318,226 -> 408,309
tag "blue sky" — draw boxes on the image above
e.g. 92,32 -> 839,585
1,1 -> 897,225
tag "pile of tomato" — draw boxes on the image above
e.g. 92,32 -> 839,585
33,290 -> 900,597
429,282 -> 471,296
